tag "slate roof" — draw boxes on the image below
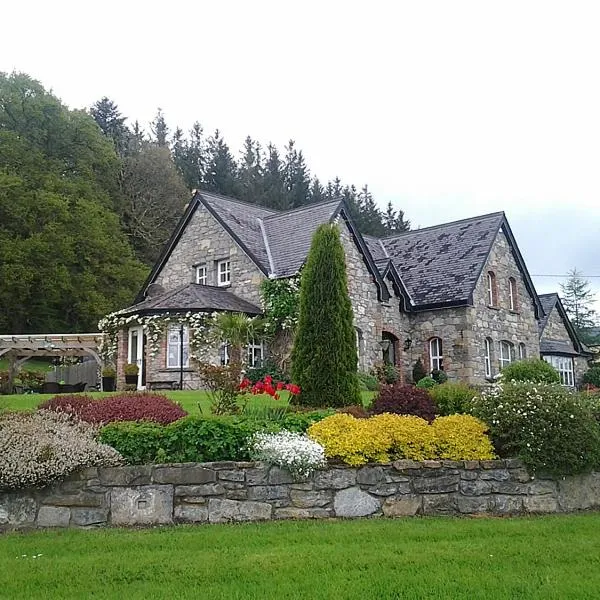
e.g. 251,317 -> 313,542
121,283 -> 262,316
540,339 -> 581,356
363,235 -> 389,262
262,200 -> 342,277
538,293 -> 559,334
381,212 -> 506,307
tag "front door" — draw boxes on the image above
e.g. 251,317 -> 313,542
128,326 -> 145,390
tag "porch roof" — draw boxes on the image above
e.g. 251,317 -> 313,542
120,283 -> 262,316
540,339 -> 581,357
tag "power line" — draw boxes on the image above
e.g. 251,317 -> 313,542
531,274 -> 600,278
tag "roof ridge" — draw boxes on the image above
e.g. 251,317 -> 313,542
198,189 -> 280,213
382,211 -> 505,241
263,199 -> 342,221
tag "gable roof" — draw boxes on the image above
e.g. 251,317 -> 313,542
538,292 -> 587,355
123,283 -> 262,317
381,212 -> 505,308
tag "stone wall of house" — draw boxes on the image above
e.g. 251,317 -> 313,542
338,222 -> 409,374
540,308 -> 589,383
2,460 -> 600,531
154,204 -> 266,307
468,229 -> 541,382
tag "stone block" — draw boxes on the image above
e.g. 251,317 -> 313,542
392,460 -> 422,471
488,481 -> 528,495
558,473 -> 600,511
99,466 -> 153,486
509,469 -> 531,483
422,494 -> 458,515
174,484 -> 224,497
382,496 -> 422,517
479,469 -> 510,481
480,460 -> 504,469
421,461 -> 442,469
71,507 -> 108,527
369,483 -> 411,496
493,495 -> 524,515
357,467 -> 385,485
413,474 -> 460,494
268,467 -> 295,485
202,461 -> 237,470
245,466 -> 270,486
334,487 -> 381,517
274,507 -> 332,520
459,480 -> 492,496
314,469 -> 356,490
460,471 -> 479,481
247,485 -> 290,502
174,504 -> 209,523
40,492 -> 106,508
527,480 -> 557,496
208,498 -> 272,523
110,485 -> 173,526
153,466 -> 216,485
524,495 -> 558,513
505,458 -> 524,469
456,496 -> 492,514
0,494 -> 37,527
37,506 -> 71,527
290,489 -> 331,508
218,470 -> 245,482
224,489 -> 248,501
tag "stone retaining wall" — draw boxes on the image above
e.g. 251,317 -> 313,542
2,460 -> 600,530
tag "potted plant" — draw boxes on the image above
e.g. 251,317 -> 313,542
124,363 -> 139,386
102,366 -> 117,392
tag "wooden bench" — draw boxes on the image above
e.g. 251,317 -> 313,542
147,380 -> 180,391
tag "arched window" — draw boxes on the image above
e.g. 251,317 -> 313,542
509,277 -> 518,311
429,337 -> 443,372
484,337 -> 493,378
499,340 -> 514,369
487,271 -> 498,306
519,343 -> 526,360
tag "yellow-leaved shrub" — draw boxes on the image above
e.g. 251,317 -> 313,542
431,414 -> 495,460
307,412 -> 495,466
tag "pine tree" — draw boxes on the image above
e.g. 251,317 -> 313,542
283,140 -> 311,208
90,97 -> 129,156
291,224 -> 361,407
172,122 -> 206,190
309,177 -> 324,204
262,143 -> 286,209
560,268 -> 598,343
384,201 -> 410,233
238,136 -> 263,203
150,108 -> 169,148
204,129 -> 238,196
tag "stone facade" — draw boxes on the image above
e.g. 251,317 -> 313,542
3,461 -> 600,531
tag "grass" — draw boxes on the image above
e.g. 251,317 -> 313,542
0,390 -> 375,414
1,515 -> 600,599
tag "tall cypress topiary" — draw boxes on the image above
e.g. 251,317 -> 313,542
291,223 -> 361,407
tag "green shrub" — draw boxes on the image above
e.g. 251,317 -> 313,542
431,369 -> 448,384
358,372 -> 379,391
582,366 -> 600,388
245,361 -> 289,385
429,382 -> 477,416
416,376 -> 438,390
412,358 -> 427,384
98,411 -> 332,465
500,358 -> 560,384
472,381 -> 600,475
292,224 -> 361,408
371,363 -> 400,384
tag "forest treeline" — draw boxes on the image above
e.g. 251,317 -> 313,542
0,72 -> 410,333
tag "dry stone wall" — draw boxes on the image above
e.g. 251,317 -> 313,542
2,461 -> 600,531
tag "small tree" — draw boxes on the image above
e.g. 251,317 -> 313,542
560,268 -> 598,344
292,224 -> 361,407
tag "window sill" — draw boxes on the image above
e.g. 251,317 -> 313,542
217,284 -> 232,289
160,368 -> 195,373
487,305 -> 500,310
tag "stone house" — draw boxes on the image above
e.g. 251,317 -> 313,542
108,190 -> 590,389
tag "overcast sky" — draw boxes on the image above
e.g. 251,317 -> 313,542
2,1 -> 599,311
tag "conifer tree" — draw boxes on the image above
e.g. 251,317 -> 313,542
150,108 -> 169,148
560,268 -> 599,343
291,224 -> 361,407
204,129 -> 238,196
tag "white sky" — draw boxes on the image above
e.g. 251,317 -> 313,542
2,0 -> 599,312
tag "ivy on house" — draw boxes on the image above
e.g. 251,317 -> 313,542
260,275 -> 301,335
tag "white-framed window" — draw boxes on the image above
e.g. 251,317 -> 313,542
543,355 -> 575,387
167,324 -> 189,369
195,264 -> 207,285
429,337 -> 443,371
519,343 -> 527,360
247,339 -> 264,368
487,271 -> 497,306
508,277 -> 518,311
219,342 -> 230,366
485,337 -> 493,378
499,340 -> 514,369
217,260 -> 231,286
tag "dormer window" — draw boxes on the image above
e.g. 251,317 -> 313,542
487,271 -> 498,307
508,277 -> 518,311
195,265 -> 207,285
217,260 -> 231,286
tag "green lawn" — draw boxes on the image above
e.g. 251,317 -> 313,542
1,515 -> 600,599
0,390 -> 374,414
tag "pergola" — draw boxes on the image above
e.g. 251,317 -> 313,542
0,334 -> 103,389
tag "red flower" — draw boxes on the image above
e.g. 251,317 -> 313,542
239,378 -> 251,390
276,382 -> 284,391
264,375 -> 273,385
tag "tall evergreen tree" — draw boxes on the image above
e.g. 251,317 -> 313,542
383,201 -> 410,233
203,129 -> 238,196
262,143 -> 285,209
283,140 -> 311,208
560,269 -> 599,343
150,108 -> 169,148
90,97 -> 129,156
237,136 -> 263,203
309,177 -> 324,204
292,224 -> 361,407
